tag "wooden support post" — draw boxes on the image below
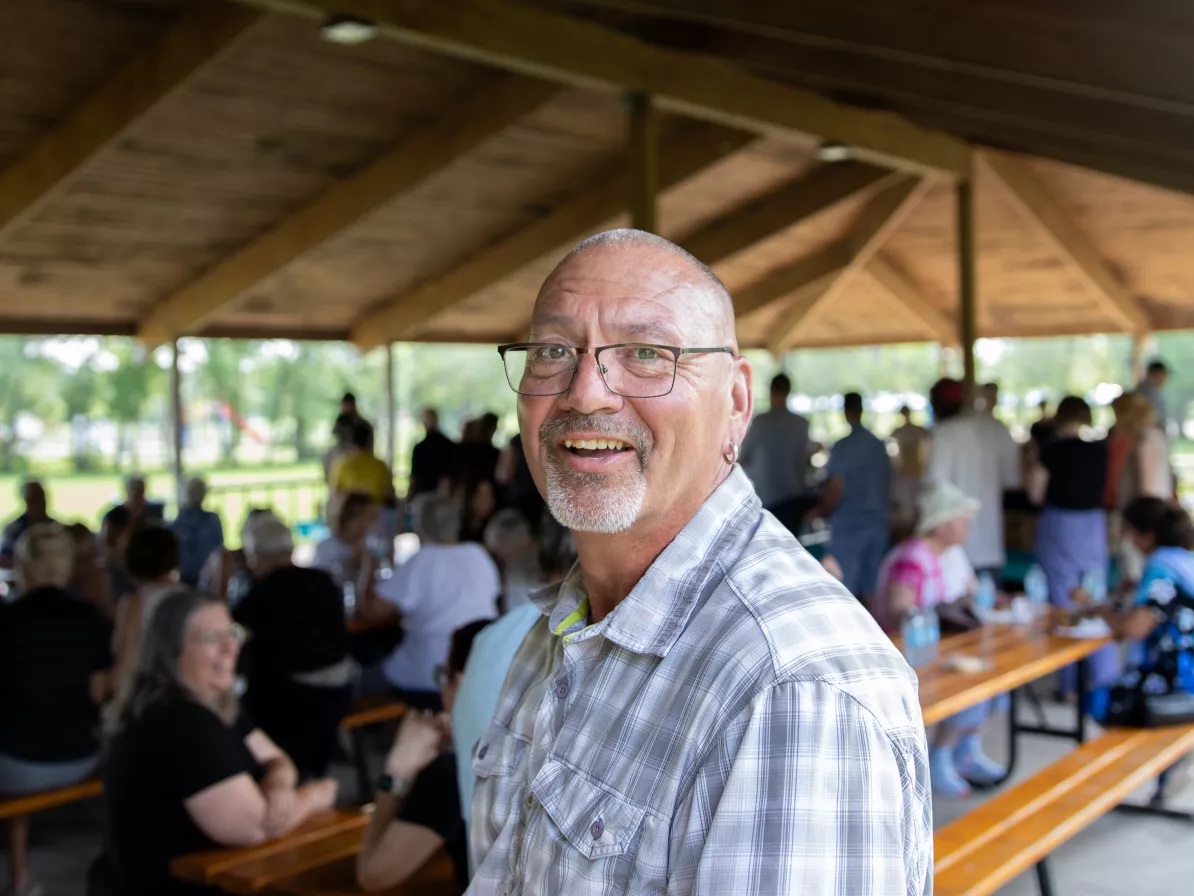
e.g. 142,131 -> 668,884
384,343 -> 396,472
1130,332 -> 1152,384
170,340 -> 184,509
957,179 -> 978,403
627,93 -> 658,233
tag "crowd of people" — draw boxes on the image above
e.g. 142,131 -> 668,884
0,230 -> 1191,894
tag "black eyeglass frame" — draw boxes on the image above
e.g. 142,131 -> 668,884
496,342 -> 735,398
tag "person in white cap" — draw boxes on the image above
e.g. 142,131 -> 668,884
874,480 -> 1008,797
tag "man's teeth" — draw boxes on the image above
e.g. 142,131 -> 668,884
563,438 -> 629,450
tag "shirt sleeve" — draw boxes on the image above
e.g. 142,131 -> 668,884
397,753 -> 463,845
885,555 -> 928,598
166,702 -> 258,799
672,680 -> 932,896
376,555 -> 419,613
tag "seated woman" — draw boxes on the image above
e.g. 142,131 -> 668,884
67,521 -> 113,619
105,590 -> 338,896
311,491 -> 378,583
875,481 -> 1007,796
0,524 -> 112,896
235,514 -> 353,779
111,525 -> 181,698
1079,497 -> 1194,799
356,620 -> 493,893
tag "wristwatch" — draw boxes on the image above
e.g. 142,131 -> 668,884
375,773 -> 412,798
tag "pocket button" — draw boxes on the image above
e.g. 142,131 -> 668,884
590,818 -> 604,840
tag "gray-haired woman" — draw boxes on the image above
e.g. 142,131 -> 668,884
103,590 -> 337,896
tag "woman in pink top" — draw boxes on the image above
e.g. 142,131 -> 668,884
876,480 -> 1007,796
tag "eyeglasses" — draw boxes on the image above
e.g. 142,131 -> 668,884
192,623 -> 246,648
497,343 -> 734,398
433,665 -> 453,690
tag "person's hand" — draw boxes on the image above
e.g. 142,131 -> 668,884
263,785 -> 297,837
304,778 -> 339,813
385,711 -> 446,781
1070,586 -> 1094,608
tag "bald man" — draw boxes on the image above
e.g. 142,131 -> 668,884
466,231 -> 930,895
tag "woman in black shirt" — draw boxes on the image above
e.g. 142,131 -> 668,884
0,523 -> 112,896
104,590 -> 337,896
1027,395 -> 1118,692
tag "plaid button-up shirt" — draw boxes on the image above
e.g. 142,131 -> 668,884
467,468 -> 932,895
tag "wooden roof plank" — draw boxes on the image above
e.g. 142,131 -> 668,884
0,0 -> 264,245
680,160 -> 890,266
866,254 -> 957,344
350,122 -> 754,349
768,176 -> 932,352
979,149 -> 1150,335
245,0 -> 971,175
137,73 -> 559,345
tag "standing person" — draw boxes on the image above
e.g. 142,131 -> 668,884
329,419 -> 394,507
235,516 -> 353,779
1029,399 -> 1055,449
1028,396 -> 1117,693
739,372 -> 812,533
0,481 -> 55,571
0,525 -> 112,896
370,496 -> 500,711
979,382 -> 1000,416
323,413 -> 357,485
340,392 -> 360,419
809,392 -> 891,603
479,230 -> 930,894
927,377 -> 1021,578
408,409 -> 457,499
67,522 -> 112,619
874,482 -> 1007,796
890,405 -> 930,536
104,590 -> 338,896
1136,359 -> 1170,434
495,433 -> 545,532
100,505 -> 135,605
122,475 -> 164,525
170,477 -> 225,587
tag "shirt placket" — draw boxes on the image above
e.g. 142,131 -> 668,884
508,631 -> 593,895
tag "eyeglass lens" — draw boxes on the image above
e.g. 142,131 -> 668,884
503,345 -> 678,397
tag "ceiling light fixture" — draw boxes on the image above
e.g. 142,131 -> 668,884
321,14 -> 378,45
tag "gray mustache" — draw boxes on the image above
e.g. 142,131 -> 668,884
539,415 -> 653,457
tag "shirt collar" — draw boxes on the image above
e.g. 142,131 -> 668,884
532,467 -> 761,658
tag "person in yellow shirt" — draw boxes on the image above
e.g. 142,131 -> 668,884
330,420 -> 395,507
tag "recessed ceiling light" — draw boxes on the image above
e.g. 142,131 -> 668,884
321,14 -> 378,45
818,141 -> 851,163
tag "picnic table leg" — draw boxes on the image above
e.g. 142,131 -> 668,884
1073,658 -> 1087,744
351,729 -> 372,802
1034,858 -> 1055,896
989,686 -> 1020,789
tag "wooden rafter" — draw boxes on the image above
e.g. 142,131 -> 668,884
350,122 -> 754,349
244,0 -> 971,175
680,161 -> 891,266
979,150 -> 1149,334
0,0 -> 264,245
866,254 -> 957,344
733,244 -> 850,318
767,176 -> 932,352
138,74 -> 558,345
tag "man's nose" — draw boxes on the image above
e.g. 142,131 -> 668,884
558,352 -> 621,416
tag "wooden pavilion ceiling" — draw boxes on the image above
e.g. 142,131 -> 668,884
2,0 -> 1194,350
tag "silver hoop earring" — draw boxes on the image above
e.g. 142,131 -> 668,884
723,441 -> 739,466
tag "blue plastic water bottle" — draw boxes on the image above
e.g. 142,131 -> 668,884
975,572 -> 997,615
1024,564 -> 1049,612
1081,568 -> 1107,604
925,607 -> 941,664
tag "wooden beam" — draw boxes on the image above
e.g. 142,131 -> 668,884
980,149 -> 1149,334
767,176 -> 931,352
244,0 -> 971,175
733,244 -> 850,317
350,122 -> 753,349
138,74 -> 558,344
866,254 -> 957,344
957,178 -> 977,400
0,1 -> 263,243
680,161 -> 892,265
627,93 -> 659,232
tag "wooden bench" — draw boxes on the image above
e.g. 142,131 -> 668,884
340,696 -> 408,800
0,778 -> 103,821
935,723 -> 1194,896
270,848 -> 460,896
171,808 -> 370,889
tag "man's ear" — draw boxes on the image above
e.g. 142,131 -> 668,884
730,355 -> 753,444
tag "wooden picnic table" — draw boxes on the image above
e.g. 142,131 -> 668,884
270,849 -> 459,896
917,618 -> 1110,726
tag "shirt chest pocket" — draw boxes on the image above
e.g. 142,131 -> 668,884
472,722 -> 530,837
530,758 -> 647,860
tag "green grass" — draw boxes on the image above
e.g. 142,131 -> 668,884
0,463 -> 328,537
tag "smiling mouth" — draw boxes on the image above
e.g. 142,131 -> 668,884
562,438 -> 635,458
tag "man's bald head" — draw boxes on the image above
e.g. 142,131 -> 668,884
539,229 -> 737,347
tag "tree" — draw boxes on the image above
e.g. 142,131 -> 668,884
104,340 -> 157,470
61,354 -> 102,471
197,339 -> 257,466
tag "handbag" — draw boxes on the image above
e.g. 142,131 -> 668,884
1104,682 -> 1194,728
935,601 -> 982,635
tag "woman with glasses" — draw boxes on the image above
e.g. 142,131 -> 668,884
103,589 -> 337,896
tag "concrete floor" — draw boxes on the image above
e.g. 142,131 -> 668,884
13,705 -> 1194,895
